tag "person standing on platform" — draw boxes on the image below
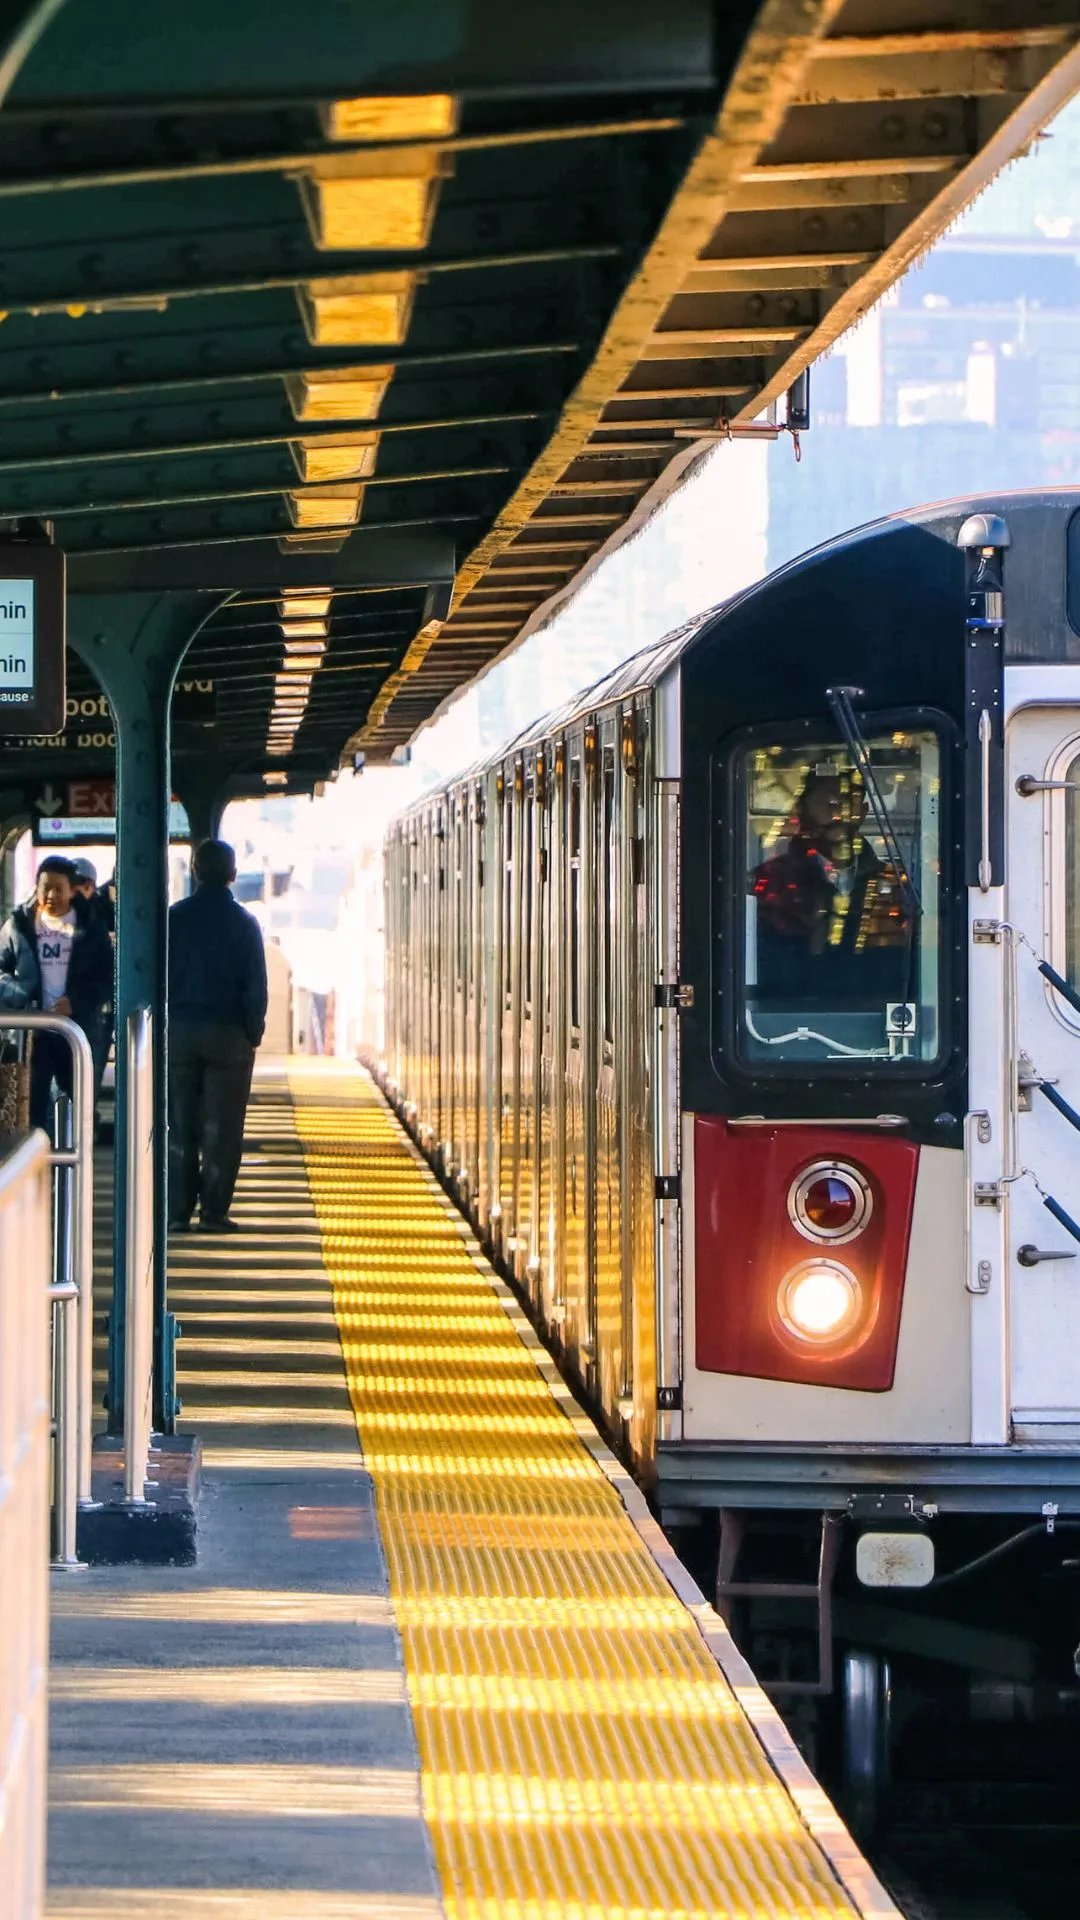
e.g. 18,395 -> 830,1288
0,854 -> 114,1131
71,856 -> 116,1120
168,837 -> 268,1234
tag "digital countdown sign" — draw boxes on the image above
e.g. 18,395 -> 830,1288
0,541 -> 65,735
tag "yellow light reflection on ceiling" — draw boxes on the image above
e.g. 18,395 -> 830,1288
280,617 -> 328,640
286,484 -> 364,529
297,151 -> 446,252
279,592 -> 333,620
323,95 -> 458,142
285,365 -> 394,423
297,271 -> 417,347
284,1068 -> 864,1920
291,432 -> 380,484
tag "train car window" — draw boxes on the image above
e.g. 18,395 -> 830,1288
735,726 -> 944,1069
602,751 -> 616,1047
569,761 -> 582,1035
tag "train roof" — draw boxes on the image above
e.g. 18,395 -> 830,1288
390,486 -> 1080,819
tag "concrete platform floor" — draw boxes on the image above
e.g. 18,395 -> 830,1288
46,1070 -> 443,1919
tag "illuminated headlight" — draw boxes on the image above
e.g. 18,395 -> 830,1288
789,1159 -> 872,1244
777,1259 -> 862,1343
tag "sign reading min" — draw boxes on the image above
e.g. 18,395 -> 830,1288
0,542 -> 65,735
0,581 -> 34,701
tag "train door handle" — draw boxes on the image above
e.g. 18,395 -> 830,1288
1017,1244 -> 1078,1267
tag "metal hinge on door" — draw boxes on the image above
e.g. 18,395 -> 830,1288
974,1181 -> 1005,1208
654,1173 -> 680,1202
654,981 -> 694,1010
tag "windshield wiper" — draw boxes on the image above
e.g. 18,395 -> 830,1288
825,685 -> 922,916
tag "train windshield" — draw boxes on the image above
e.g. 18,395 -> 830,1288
737,727 -> 943,1067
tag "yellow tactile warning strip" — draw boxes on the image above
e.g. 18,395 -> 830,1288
289,1066 -> 891,1920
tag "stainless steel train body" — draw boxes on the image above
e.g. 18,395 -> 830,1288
382,491 -> 1080,1705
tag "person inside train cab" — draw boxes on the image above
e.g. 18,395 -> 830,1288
751,770 -> 912,1001
167,837 -> 268,1234
0,854 -> 114,1131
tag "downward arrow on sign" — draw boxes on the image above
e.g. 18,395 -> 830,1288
36,784 -> 64,814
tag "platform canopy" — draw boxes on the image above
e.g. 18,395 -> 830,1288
3,1 -> 1080,785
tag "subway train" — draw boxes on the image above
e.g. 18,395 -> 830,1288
380,491 -> 1080,1774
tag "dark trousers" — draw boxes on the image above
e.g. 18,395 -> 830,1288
30,1030 -> 73,1133
168,1021 -> 255,1225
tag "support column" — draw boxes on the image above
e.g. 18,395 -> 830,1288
69,593 -> 221,1432
172,758 -> 235,857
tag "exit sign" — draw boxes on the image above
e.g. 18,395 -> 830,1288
0,540 -> 65,735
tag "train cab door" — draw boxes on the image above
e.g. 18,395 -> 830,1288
1005,695 -> 1080,1439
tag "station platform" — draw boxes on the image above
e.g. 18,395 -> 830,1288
46,1063 -> 899,1920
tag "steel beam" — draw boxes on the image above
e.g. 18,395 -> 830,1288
0,404 -> 546,473
9,0 -> 721,106
67,527 -> 455,593
14,463 -> 512,522
0,112 -> 685,199
0,221 -> 623,317
0,334 -> 579,412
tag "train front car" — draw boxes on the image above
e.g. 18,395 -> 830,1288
666,491 -> 1080,1787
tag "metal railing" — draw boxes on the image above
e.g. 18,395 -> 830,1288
0,1130 -> 52,1920
0,1016 -> 95,1563
124,1007 -> 155,1504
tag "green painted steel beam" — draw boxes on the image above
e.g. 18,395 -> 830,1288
67,526 -> 455,592
8,463 -> 513,521
0,222 -> 621,316
0,110 -> 686,199
11,1 -> 719,107
0,335 -> 578,410
0,402 -> 547,472
56,508 -> 480,560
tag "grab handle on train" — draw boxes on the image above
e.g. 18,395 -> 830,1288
1038,959 -> 1080,1021
1040,1191 -> 1080,1251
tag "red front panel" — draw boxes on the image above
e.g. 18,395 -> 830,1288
694,1118 -> 919,1390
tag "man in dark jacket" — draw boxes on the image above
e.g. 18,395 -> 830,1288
0,855 -> 114,1130
168,838 -> 268,1233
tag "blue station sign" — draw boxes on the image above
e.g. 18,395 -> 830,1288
0,539 -> 65,735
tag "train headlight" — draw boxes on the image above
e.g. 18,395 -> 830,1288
789,1160 -> 872,1244
777,1260 -> 862,1343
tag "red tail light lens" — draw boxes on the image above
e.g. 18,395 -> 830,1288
805,1176 -> 858,1231
790,1161 -> 872,1244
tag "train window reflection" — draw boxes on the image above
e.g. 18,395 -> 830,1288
737,727 -> 942,1067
